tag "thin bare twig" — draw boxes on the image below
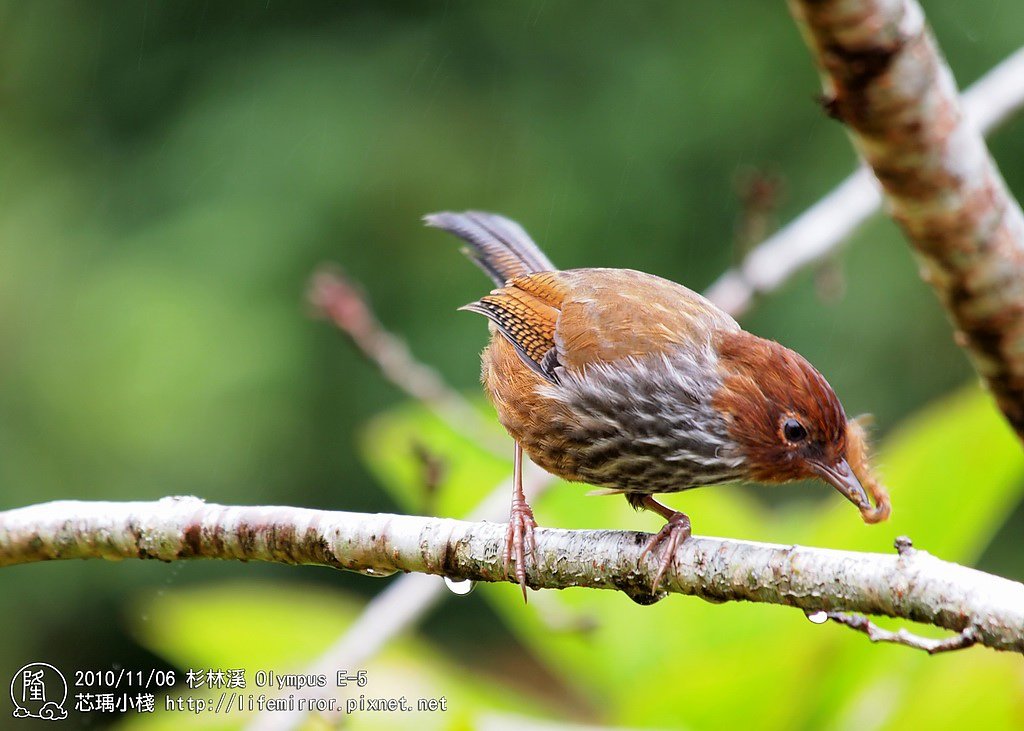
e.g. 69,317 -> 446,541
732,167 -> 786,254
704,46 -> 1024,317
309,267 -> 508,456
822,611 -> 979,655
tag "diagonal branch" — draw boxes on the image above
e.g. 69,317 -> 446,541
787,0 -> 1024,439
704,46 -> 1024,318
2,498 -> 1022,655
309,266 -> 508,457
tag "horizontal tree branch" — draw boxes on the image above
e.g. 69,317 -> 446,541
789,0 -> 1024,438
2,498 -> 1022,654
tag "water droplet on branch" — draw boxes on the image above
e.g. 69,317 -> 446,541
806,610 -> 829,624
443,577 -> 475,595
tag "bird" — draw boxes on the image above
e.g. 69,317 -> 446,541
425,211 -> 890,598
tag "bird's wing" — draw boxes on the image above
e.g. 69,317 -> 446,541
464,268 -> 738,382
552,268 -> 739,373
461,271 -> 569,383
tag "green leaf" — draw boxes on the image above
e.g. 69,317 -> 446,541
120,581 -> 518,731
359,399 -> 509,517
128,582 -> 360,670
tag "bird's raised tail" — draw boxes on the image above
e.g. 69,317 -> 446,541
424,211 -> 557,286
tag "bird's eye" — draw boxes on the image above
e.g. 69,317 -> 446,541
782,418 -> 808,443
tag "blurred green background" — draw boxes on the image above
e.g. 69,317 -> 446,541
2,1 -> 1023,729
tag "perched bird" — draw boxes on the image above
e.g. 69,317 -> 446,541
426,211 -> 890,597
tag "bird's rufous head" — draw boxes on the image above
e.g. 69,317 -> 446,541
712,331 -> 880,516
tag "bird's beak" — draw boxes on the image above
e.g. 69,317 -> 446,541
812,458 -> 870,510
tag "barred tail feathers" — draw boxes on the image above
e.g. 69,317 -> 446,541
424,211 -> 556,286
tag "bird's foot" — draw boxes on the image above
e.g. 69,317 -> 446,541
503,497 -> 537,602
639,511 -> 692,592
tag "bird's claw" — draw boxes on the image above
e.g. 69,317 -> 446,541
639,512 -> 691,592
504,497 -> 537,602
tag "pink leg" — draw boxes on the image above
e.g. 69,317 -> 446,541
503,442 -> 537,602
636,495 -> 691,592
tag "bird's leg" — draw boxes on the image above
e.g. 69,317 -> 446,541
633,494 -> 692,592
504,441 -> 537,601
